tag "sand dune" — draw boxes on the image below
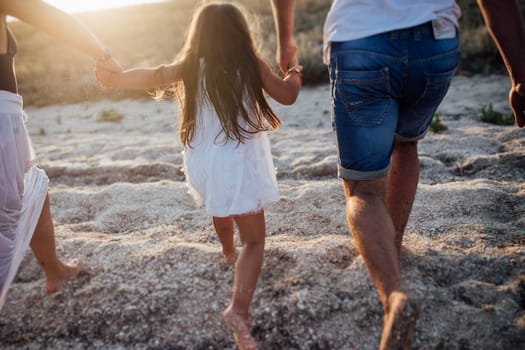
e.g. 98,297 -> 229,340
0,74 -> 524,349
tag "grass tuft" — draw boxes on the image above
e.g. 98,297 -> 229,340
480,104 -> 514,126
98,108 -> 125,123
429,113 -> 448,133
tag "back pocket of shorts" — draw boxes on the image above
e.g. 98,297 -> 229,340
414,67 -> 456,114
335,68 -> 394,127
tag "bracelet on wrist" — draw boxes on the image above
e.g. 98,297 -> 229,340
285,65 -> 303,86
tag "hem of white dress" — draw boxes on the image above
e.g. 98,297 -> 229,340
208,198 -> 279,218
231,208 -> 264,217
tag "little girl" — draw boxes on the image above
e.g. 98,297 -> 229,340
96,2 -> 302,349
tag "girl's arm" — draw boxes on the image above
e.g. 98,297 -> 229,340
0,0 -> 120,71
258,58 -> 301,105
96,63 -> 182,90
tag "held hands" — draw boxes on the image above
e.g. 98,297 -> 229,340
95,56 -> 123,89
277,38 -> 299,75
284,64 -> 303,87
277,38 -> 302,101
279,64 -> 302,105
510,83 -> 525,127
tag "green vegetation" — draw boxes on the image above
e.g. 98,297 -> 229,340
10,0 -> 518,107
480,104 -> 514,126
429,113 -> 448,133
98,108 -> 125,123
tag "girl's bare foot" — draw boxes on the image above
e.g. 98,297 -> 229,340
223,249 -> 238,265
223,307 -> 257,350
45,258 -> 83,293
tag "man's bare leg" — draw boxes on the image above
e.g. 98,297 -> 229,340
343,178 -> 418,349
380,291 -> 420,350
386,140 -> 419,256
29,194 -> 82,293
385,140 -> 421,348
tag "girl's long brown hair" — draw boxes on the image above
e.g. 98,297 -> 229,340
173,2 -> 281,146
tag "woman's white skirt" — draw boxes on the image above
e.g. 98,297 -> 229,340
0,91 -> 48,310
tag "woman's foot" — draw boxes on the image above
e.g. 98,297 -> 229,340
223,306 -> 257,350
45,258 -> 83,293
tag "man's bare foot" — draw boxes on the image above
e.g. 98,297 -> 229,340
379,291 -> 420,350
223,307 -> 257,350
45,258 -> 83,293
223,249 -> 238,265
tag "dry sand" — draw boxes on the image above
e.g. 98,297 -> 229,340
0,74 -> 524,349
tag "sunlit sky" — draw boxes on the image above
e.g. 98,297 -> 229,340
44,0 -> 167,13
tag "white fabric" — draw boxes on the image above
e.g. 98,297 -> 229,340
323,0 -> 461,64
0,91 -> 48,310
183,96 -> 280,217
0,167 -> 48,310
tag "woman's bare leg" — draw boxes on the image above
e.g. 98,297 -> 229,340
29,194 -> 82,293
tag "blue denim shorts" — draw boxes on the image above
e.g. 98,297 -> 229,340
329,21 -> 459,180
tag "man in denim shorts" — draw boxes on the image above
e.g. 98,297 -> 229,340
272,0 -> 525,348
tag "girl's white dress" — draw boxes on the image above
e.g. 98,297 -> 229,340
183,93 -> 280,217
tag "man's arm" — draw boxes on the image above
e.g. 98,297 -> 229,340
271,0 -> 298,73
477,0 -> 525,127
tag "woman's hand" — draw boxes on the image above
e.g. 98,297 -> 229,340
98,56 -> 123,74
95,59 -> 121,88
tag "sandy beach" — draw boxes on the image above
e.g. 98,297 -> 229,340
0,74 -> 524,349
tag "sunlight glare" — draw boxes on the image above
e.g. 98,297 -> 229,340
44,0 -> 167,13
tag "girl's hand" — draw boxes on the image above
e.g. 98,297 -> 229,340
259,58 -> 301,105
285,65 -> 303,87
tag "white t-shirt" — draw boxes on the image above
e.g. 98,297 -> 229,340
323,0 -> 461,64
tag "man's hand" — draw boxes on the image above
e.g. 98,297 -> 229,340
277,39 -> 299,74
